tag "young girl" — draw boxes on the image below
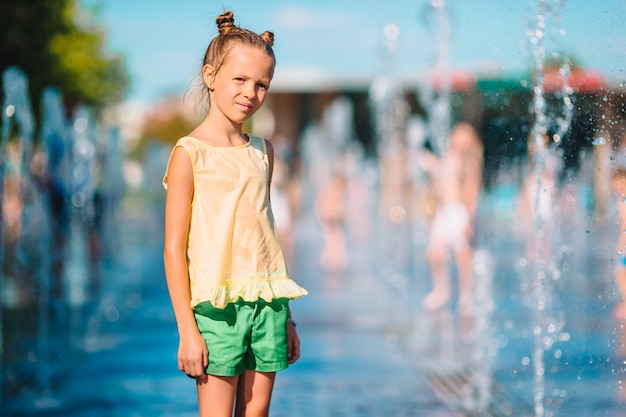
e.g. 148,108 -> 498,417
162,10 -> 308,417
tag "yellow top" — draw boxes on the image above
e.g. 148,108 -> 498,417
163,135 -> 307,309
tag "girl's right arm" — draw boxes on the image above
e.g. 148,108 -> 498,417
163,146 -> 208,379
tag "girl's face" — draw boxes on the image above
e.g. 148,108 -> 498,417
204,45 -> 274,125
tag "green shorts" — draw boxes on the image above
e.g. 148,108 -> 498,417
193,298 -> 290,376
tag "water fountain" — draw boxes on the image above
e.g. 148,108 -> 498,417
0,67 -> 67,409
369,21 -> 413,313
289,0 -> 591,411
1,66 -> 36,408
526,1 -> 574,415
1,66 -> 125,414
418,0 -> 452,157
364,0 -> 576,415
2,1 -> 620,414
32,88 -> 62,409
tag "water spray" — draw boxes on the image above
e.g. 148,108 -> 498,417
527,1 -> 573,415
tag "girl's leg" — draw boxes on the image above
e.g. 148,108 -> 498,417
423,241 -> 451,312
197,375 -> 238,417
613,266 -> 626,319
454,244 -> 474,316
234,370 -> 277,417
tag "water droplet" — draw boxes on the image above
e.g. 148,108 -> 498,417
383,23 -> 399,41
105,305 -> 120,322
5,104 -> 15,117
74,116 -> 89,132
592,136 -> 606,145
388,205 -> 406,222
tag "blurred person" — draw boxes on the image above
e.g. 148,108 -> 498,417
3,142 -> 25,242
593,130 -> 612,223
2,142 -> 30,306
516,133 -> 562,265
343,142 -> 371,244
315,170 -> 349,276
611,168 -> 626,319
422,122 -> 484,315
269,145 -> 295,268
162,11 -> 307,417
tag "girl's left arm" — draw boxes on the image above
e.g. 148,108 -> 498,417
287,306 -> 301,364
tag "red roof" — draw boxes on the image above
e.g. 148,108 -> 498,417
542,68 -> 606,93
429,69 -> 476,93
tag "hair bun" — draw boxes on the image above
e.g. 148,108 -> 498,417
260,31 -> 275,47
216,11 -> 236,35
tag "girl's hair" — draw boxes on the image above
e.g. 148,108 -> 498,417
204,11 -> 275,71
190,10 -> 275,109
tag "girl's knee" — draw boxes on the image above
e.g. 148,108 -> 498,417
427,247 -> 446,264
197,375 -> 238,417
235,371 -> 275,417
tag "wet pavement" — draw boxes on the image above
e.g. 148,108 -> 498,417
2,198 -> 455,416
3,189 -> 626,416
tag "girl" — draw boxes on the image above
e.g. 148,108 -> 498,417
162,10 -> 308,417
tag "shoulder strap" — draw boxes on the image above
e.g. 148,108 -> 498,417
175,136 -> 199,154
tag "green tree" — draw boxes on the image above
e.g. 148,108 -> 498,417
0,0 -> 128,113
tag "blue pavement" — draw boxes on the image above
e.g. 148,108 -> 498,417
4,198 -> 456,416
4,189 -> 626,416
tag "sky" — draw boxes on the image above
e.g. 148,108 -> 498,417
80,0 -> 626,104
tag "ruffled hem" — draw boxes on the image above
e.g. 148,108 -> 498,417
191,278 -> 308,309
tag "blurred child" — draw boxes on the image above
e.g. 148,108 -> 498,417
422,122 -> 483,315
611,168 -> 626,319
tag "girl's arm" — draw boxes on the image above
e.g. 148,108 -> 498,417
163,146 -> 208,378
286,306 -> 301,364
616,197 -> 626,255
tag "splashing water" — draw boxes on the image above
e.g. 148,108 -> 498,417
0,67 -> 36,406
418,0 -> 452,157
527,0 -> 573,415
1,67 -> 122,412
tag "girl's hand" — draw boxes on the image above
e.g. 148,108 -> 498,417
177,331 -> 208,380
287,322 -> 301,364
